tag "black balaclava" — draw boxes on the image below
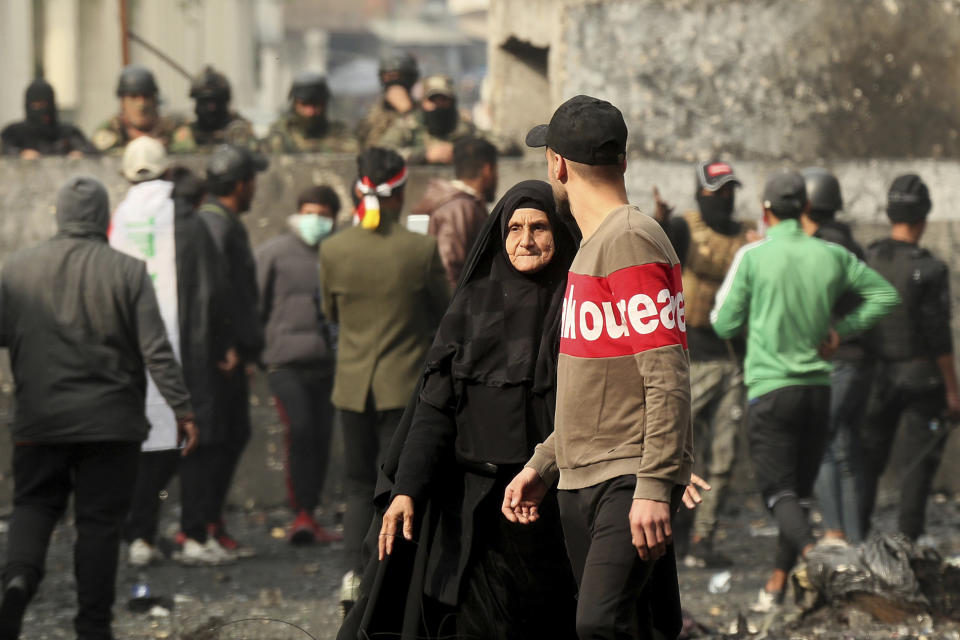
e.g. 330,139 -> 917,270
696,190 -> 737,234
292,107 -> 329,138
195,96 -> 230,132
423,102 -> 459,137
24,79 -> 58,136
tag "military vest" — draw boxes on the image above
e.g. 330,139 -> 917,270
681,211 -> 753,328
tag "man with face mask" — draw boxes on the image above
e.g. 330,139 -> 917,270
256,186 -> 342,545
378,74 -> 478,165
92,65 -> 182,153
357,52 -> 420,149
652,162 -> 753,568
265,72 -> 357,154
1,79 -> 97,158
169,66 -> 259,154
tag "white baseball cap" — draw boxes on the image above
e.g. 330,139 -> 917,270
122,136 -> 168,183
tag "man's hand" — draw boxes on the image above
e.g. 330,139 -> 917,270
818,328 -> 840,360
652,186 -> 674,224
218,347 -> 240,374
501,467 -> 547,524
425,141 -> 454,165
177,416 -> 198,456
379,495 -> 415,561
682,473 -> 712,510
384,84 -> 414,114
629,499 -> 672,562
19,149 -> 41,160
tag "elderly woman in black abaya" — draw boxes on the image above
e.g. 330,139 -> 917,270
375,180 -> 579,638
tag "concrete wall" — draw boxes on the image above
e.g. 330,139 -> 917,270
0,155 -> 957,510
490,0 -> 960,162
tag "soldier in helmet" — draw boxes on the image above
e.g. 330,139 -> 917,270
800,168 -> 869,544
264,71 -> 357,154
169,66 -> 258,154
378,74 -> 478,165
2,79 -> 97,158
356,52 -> 419,149
92,64 -> 182,153
859,174 -> 960,541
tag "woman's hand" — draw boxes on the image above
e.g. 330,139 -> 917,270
379,495 -> 415,561
682,473 -> 712,510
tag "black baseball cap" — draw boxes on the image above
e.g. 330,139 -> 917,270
525,95 -> 627,166
696,161 -> 741,192
206,144 -> 268,184
762,170 -> 807,217
887,173 -> 931,223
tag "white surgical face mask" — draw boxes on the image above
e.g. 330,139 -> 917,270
295,213 -> 334,245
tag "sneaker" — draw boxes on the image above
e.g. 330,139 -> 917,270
339,570 -> 361,618
683,539 -> 734,569
289,511 -> 317,546
0,576 -> 28,640
749,588 -> 785,613
209,522 -> 256,559
127,538 -> 164,567
172,537 -> 235,566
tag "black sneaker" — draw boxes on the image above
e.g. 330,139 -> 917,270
0,576 -> 29,640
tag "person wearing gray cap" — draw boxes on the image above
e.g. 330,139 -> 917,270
710,170 -> 899,612
0,175 -> 196,639
186,144 -> 268,560
859,174 -> 959,542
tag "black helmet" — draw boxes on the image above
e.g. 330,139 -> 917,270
801,167 -> 843,214
378,52 -> 419,88
116,64 -> 158,97
887,174 -> 931,223
289,71 -> 330,104
190,65 -> 231,102
206,144 -> 268,188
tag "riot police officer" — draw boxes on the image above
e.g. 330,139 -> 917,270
1,79 -> 96,157
169,66 -> 258,154
800,168 -> 869,544
264,71 -> 357,154
356,52 -> 419,148
859,174 -> 960,540
91,65 -> 182,153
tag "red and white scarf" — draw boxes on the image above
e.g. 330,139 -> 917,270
353,166 -> 409,230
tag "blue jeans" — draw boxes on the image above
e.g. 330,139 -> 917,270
814,361 -> 870,543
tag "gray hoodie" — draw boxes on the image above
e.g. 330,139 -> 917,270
0,175 -> 192,443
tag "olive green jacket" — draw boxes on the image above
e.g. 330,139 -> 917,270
319,220 -> 450,412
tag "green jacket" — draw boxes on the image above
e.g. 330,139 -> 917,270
710,219 -> 899,399
319,219 -> 450,412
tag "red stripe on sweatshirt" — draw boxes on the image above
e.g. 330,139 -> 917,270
559,262 -> 688,358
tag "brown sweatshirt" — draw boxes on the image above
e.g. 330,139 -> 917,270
527,205 -> 694,502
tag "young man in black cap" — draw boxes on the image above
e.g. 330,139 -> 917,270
710,170 -> 898,612
653,162 -> 754,567
502,95 -> 693,639
859,174 -> 960,540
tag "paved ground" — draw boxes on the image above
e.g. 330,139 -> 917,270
5,491 -> 960,639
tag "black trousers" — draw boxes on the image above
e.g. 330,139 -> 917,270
747,385 -> 830,572
4,441 -> 140,640
860,366 -> 946,539
125,449 -> 180,543
267,367 -> 335,513
558,475 -> 683,640
340,401 -> 404,574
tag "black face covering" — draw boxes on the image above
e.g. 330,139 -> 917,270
423,105 -> 458,137
696,191 -> 737,234
292,111 -> 329,138
195,98 -> 230,131
24,80 -> 58,137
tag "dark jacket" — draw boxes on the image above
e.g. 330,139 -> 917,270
1,121 -> 97,157
0,176 -> 191,444
198,197 -> 264,363
815,219 -> 867,362
256,228 -> 334,371
413,179 -> 488,288
319,218 -> 449,412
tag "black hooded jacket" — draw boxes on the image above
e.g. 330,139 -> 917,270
0,176 -> 191,443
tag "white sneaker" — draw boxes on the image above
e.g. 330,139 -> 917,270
173,538 -> 235,566
203,537 -> 238,563
749,588 -> 784,613
339,570 -> 361,618
128,539 -> 162,567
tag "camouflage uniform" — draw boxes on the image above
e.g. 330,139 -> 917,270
91,114 -> 182,154
264,114 -> 357,154
168,113 -> 259,154
356,101 -> 408,149
377,110 -> 478,165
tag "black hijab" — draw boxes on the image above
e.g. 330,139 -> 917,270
422,180 -> 578,399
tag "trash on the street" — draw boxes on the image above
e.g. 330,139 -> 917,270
708,570 -> 732,594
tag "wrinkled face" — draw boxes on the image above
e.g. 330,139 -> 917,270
505,208 -> 555,274
120,94 -> 158,130
293,99 -> 324,119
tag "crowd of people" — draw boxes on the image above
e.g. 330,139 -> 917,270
0,54 -> 955,640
